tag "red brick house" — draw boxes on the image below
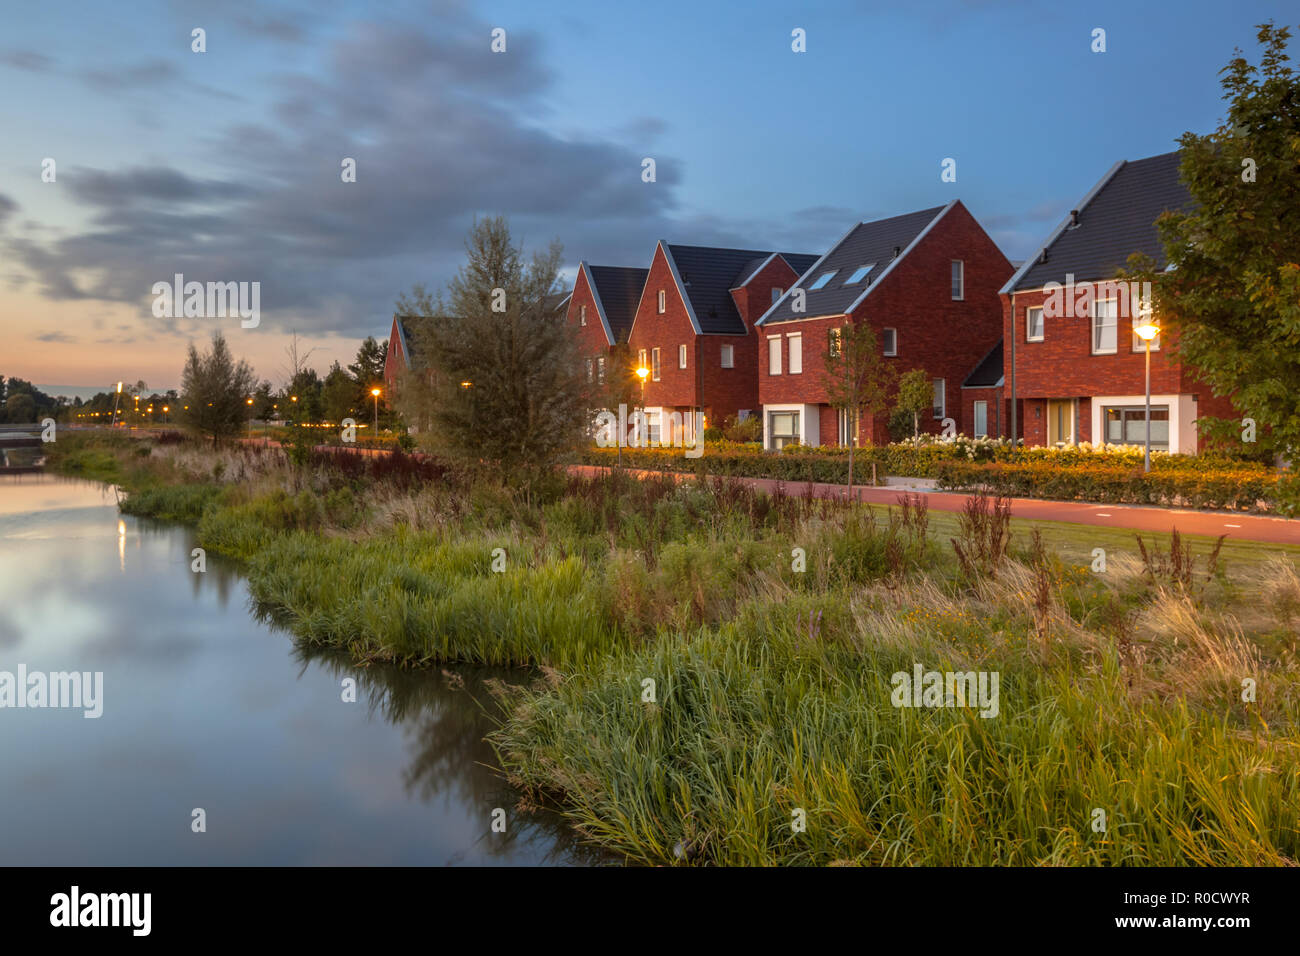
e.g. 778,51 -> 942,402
755,201 -> 1011,449
564,263 -> 648,386
625,243 -> 818,443
1000,151 -> 1235,453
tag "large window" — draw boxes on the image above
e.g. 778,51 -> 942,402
768,335 -> 782,375
1091,299 -> 1118,354
973,400 -> 988,438
951,260 -> 964,300
787,333 -> 802,374
769,410 -> 800,449
882,327 -> 897,356
1026,306 -> 1044,342
1104,405 -> 1169,449
721,344 -> 734,368
651,347 -> 661,381
933,378 -> 946,420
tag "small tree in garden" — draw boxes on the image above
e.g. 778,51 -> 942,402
895,368 -> 933,439
822,320 -> 894,497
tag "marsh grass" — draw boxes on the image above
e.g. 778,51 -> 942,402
47,429 -> 1300,865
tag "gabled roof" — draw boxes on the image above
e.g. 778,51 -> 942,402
391,314 -> 446,370
757,203 -> 952,326
962,341 -> 1004,388
545,290 -> 572,313
581,263 -> 649,345
731,252 -> 821,290
656,243 -> 820,335
1003,151 -> 1189,294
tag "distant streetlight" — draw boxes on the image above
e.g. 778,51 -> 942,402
110,381 -> 123,427
162,405 -> 169,424
371,387 -> 381,436
246,397 -> 255,438
1134,321 -> 1161,472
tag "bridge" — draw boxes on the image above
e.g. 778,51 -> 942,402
0,423 -> 46,472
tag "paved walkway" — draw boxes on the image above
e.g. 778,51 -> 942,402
568,464 -> 1300,546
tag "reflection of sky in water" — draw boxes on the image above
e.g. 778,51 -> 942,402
0,475 -> 605,866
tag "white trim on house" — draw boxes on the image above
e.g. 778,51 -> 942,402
762,403 -> 821,450
1090,393 -> 1197,455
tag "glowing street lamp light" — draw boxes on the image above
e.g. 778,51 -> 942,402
1134,321 -> 1161,472
371,387 -> 381,435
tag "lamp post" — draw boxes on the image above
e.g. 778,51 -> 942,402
109,382 -> 122,428
1134,321 -> 1161,472
371,387 -> 381,437
246,397 -> 255,438
635,366 -> 649,450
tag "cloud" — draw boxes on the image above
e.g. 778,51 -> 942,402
0,193 -> 16,229
35,331 -> 77,343
5,9 -> 696,337
0,49 -> 53,72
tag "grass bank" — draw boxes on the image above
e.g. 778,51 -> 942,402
46,429 -> 1300,865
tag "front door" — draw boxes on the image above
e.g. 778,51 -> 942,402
1046,399 -> 1075,447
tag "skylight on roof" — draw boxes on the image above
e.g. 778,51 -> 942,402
808,270 -> 838,291
845,264 -> 876,285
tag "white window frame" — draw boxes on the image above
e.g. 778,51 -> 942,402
767,335 -> 782,375
768,409 -> 800,450
720,344 -> 734,369
678,344 -> 687,369
1131,311 -> 1160,352
585,358 -> 594,383
933,378 -> 946,420
951,260 -> 964,300
657,289 -> 666,314
787,332 -> 802,374
596,356 -> 606,384
1026,305 -> 1044,342
1091,298 -> 1118,354
837,408 -> 857,446
828,326 -> 842,358
973,400 -> 988,438
882,327 -> 897,356
579,304 -> 587,326
638,348 -> 647,372
651,347 -> 661,381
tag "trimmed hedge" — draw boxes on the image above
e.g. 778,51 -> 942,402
934,460 -> 1279,512
577,442 -> 1288,513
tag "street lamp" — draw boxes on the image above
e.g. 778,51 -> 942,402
246,397 -> 255,438
635,366 -> 650,449
1134,321 -> 1161,472
371,387 -> 381,437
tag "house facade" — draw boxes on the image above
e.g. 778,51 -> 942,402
1000,151 -> 1235,454
625,242 -> 818,443
564,262 -> 648,388
755,201 -> 1012,449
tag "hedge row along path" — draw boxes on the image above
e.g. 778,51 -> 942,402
229,438 -> 1300,546
568,464 -> 1300,546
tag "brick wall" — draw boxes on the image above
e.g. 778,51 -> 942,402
628,246 -> 698,409
759,201 -> 1011,446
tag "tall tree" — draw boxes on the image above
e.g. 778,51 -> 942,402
822,320 -> 894,496
1142,23 -> 1300,457
395,216 -> 588,480
180,331 -> 257,446
322,361 -> 358,424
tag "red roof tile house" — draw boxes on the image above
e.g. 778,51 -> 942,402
564,263 -> 649,387
755,201 -> 1012,449
1000,151 -> 1236,454
383,314 -> 429,394
625,243 -> 818,443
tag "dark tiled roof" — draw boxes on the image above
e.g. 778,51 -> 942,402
586,265 -> 649,344
779,253 -> 821,279
544,290 -> 572,313
393,314 -> 451,369
962,341 -> 1004,388
758,205 -> 948,325
1011,151 -> 1189,292
665,244 -> 820,334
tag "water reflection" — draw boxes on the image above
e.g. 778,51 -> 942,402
0,474 -> 610,866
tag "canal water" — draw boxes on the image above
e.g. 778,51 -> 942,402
0,473 -> 600,865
